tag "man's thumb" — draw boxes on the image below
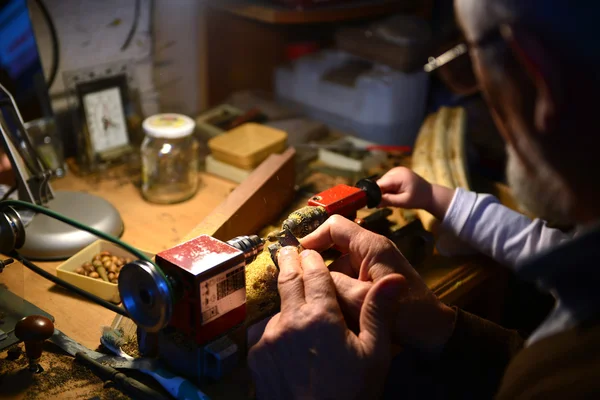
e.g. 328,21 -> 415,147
358,274 -> 405,356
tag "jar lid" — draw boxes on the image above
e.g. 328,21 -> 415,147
143,113 -> 195,139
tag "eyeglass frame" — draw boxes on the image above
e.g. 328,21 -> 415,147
423,25 -> 509,73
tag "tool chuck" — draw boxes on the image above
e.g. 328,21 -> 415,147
227,235 -> 265,263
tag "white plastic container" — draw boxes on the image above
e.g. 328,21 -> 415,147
275,50 -> 429,145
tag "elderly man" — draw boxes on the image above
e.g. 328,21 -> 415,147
248,0 -> 600,398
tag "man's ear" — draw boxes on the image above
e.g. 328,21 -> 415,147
501,24 -> 560,136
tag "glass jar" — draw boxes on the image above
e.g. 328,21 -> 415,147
141,114 -> 199,204
23,117 -> 66,178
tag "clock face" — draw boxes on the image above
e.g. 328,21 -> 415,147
82,87 -> 129,154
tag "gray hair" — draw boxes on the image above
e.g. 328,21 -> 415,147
458,0 -> 600,68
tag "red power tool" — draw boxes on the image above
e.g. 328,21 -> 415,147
269,178 -> 382,240
267,178 -> 383,268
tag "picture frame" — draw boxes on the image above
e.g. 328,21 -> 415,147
63,61 -> 142,173
76,74 -> 132,162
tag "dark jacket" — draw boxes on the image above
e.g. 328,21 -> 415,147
384,225 -> 600,399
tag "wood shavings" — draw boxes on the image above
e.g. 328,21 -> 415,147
0,348 -> 100,400
96,331 -> 140,360
0,344 -> 133,399
245,249 -> 279,325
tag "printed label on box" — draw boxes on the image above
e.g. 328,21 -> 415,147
200,264 -> 246,325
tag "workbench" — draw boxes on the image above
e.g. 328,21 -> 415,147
0,166 -> 508,399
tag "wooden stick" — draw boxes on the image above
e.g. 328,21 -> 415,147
182,148 -> 296,242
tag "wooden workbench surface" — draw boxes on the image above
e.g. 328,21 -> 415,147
0,171 -> 237,350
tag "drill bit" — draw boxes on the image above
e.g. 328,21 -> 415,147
268,228 -> 304,270
267,206 -> 328,241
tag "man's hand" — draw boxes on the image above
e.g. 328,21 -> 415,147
377,167 -> 455,220
248,246 -> 405,400
301,215 -> 457,355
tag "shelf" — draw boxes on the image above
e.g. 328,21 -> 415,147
211,0 -> 425,24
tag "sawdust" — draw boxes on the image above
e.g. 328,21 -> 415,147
0,345 -> 100,399
245,249 -> 279,325
118,334 -> 141,359
87,387 -> 131,400
0,344 -> 134,399
23,362 -> 100,400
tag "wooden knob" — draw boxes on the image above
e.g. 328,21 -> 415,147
15,315 -> 54,369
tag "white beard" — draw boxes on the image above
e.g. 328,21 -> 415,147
506,145 -> 573,226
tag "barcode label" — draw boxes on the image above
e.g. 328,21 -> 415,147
217,267 -> 245,300
200,263 -> 246,325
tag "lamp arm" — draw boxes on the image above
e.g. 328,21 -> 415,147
0,83 -> 54,205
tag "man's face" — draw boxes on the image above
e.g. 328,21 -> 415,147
455,0 -> 573,225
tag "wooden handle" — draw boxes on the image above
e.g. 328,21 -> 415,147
15,315 -> 54,362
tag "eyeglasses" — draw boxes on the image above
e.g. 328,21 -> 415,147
423,27 -> 507,73
424,43 -> 468,72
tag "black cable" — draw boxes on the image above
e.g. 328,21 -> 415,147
33,0 -> 60,89
1,200 -> 165,319
121,0 -> 141,51
15,252 -> 130,318
3,200 -> 156,265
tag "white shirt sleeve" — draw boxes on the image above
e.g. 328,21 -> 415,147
436,188 -> 574,267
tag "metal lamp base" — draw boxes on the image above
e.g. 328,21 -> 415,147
18,191 -> 124,261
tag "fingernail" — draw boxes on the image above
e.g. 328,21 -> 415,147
299,249 -> 311,259
279,246 -> 298,257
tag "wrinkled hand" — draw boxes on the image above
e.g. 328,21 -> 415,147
301,215 -> 456,354
248,246 -> 405,400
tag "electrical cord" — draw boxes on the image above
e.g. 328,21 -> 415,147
32,0 -> 60,89
0,199 -> 174,314
14,253 -> 129,317
2,200 -> 154,263
121,0 -> 141,51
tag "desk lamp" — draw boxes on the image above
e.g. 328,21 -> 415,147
0,83 -> 123,260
